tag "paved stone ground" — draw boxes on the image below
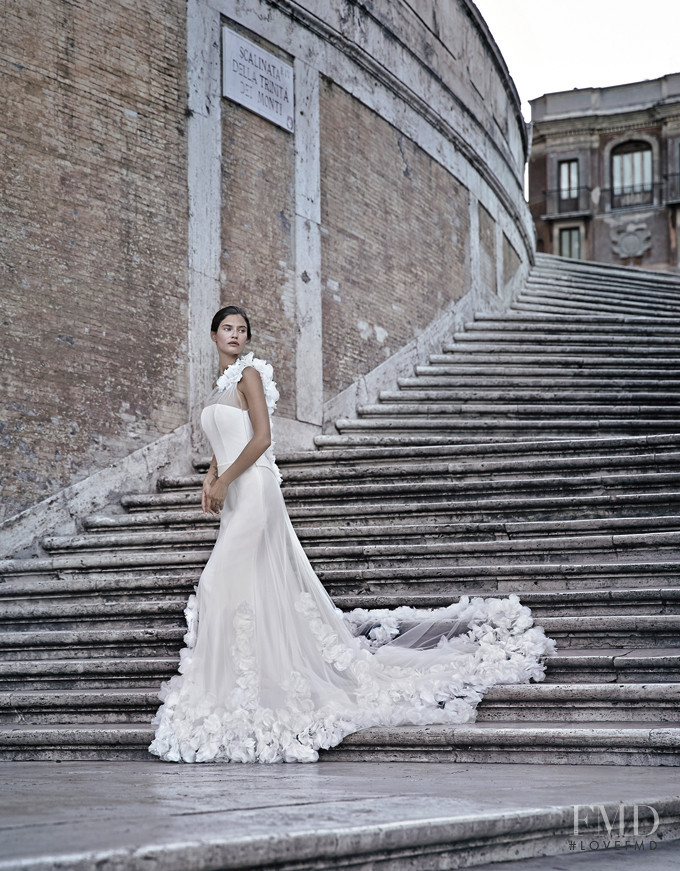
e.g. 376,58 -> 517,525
0,760 -> 678,870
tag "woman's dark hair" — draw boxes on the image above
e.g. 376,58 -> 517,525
210,305 -> 251,340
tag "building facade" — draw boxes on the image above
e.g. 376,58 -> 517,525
1,0 -> 533,553
529,74 -> 680,272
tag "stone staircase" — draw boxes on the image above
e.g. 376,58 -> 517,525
1,253 -> 680,764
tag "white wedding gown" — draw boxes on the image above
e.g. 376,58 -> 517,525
148,355 -> 556,764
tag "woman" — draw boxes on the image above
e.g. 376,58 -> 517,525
148,306 -> 555,764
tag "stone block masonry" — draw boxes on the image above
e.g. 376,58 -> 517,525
319,79 -> 471,401
220,98 -> 297,420
0,0 -> 189,522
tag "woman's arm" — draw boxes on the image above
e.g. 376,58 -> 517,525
204,367 -> 272,515
201,454 -> 218,514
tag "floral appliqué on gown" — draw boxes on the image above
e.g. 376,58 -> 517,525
148,355 -> 556,763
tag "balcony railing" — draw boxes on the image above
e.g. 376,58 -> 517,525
608,184 -> 656,210
543,186 -> 592,218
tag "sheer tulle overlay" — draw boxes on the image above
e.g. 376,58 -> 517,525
148,356 -> 556,764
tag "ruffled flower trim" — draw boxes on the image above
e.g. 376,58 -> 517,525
149,591 -> 556,765
215,352 -> 282,483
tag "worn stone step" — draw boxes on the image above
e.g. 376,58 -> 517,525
312,432 -> 680,451
229,433 -> 680,468
327,722 -> 680,765
0,627 -> 184,660
318,560 -> 680,596
281,472 -> 680,504
71,515 -> 680,553
430,351 -> 680,366
517,290 -> 680,315
378,389 -> 680,404
449,331 -> 680,347
0,657 -> 178,690
305,530 -> 680,567
2,586 -> 676,637
85,493 -> 680,532
160,449 -> 680,487
334,588 -> 680,619
520,290 -> 680,313
414,363 -> 680,379
0,688 -> 159,724
43,516 -> 680,556
527,283 -> 680,302
467,315 -> 680,333
334,417 -> 680,435
536,615 -> 680,648
357,403 -> 680,418
2,721 -> 678,765
476,683 -> 680,723
440,338 -> 680,355
512,304 -> 677,321
0,598 -> 188,632
1,683 -> 675,726
543,648 -> 680,684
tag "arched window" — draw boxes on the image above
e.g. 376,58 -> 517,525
611,141 -> 653,208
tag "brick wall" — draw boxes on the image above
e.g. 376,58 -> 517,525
219,99 -> 297,419
0,0 -> 188,521
318,79 -> 470,400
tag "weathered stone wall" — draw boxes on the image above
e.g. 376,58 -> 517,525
1,0 -> 189,523
3,0 -> 534,553
220,99 -> 297,419
318,78 -> 470,401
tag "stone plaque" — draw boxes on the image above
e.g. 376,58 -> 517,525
222,28 -> 294,133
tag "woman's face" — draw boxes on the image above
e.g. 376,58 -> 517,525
212,314 -> 249,358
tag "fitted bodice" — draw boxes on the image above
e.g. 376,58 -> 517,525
200,375 -> 277,478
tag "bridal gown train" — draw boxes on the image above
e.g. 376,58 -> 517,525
148,354 -> 556,764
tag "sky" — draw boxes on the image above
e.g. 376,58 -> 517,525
473,0 -> 680,120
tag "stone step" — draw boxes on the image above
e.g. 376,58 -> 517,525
521,286 -> 680,311
512,299 -> 679,319
527,278 -> 680,298
450,331 -> 680,347
334,417 -> 680,435
76,514 -> 680,549
0,597 -> 188,631
517,290 -> 680,314
334,588 -> 680,618
356,403 -> 680,418
4,721 -> 675,765
0,689 -> 160,724
378,389 -> 680,404
318,560 -> 680,596
312,432 -> 680,452
2,646 -> 677,692
535,615 -> 680,648
306,532 -> 680,572
327,722 -> 680,765
168,449 -> 680,486
467,314 -> 680,332
0,657 -> 179,690
542,648 -> 680,684
230,433 -> 680,467
533,252 -> 680,285
0,627 -> 184,660
2,586 -> 677,635
89,494 -> 680,531
1,683 -> 676,726
43,516 -> 680,556
281,471 -> 680,503
476,683 -> 680,723
432,349 -> 680,364
414,363 -> 680,379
